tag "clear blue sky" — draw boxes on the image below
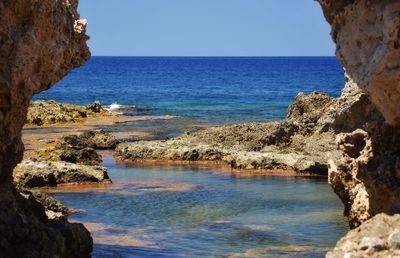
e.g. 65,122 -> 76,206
79,0 -> 335,56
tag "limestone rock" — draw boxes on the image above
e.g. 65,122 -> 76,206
327,213 -> 400,258
0,0 -> 92,256
79,130 -> 120,149
317,75 -> 384,133
115,90 -> 349,175
35,130 -> 120,165
319,0 -> 400,126
27,100 -> 109,126
286,91 -> 334,135
328,123 -> 400,228
14,159 -> 110,189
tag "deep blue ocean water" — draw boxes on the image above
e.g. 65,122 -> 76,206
35,56 -> 344,123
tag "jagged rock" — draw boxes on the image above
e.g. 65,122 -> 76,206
317,75 -> 384,133
286,91 -> 334,135
19,189 -> 70,220
328,123 -> 400,228
14,159 -> 110,189
319,2 -> 400,255
115,79 -> 384,178
319,0 -> 400,126
27,100 -> 110,126
327,213 -> 400,258
79,130 -> 120,149
115,90 -> 349,175
34,130 -> 120,165
86,101 -> 103,113
0,0 -> 92,256
57,130 -> 120,150
55,147 -> 102,165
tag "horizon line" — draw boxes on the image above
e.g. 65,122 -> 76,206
90,55 -> 337,58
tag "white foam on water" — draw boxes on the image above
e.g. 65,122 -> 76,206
108,103 -> 122,113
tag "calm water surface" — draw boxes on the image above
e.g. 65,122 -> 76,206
52,156 -> 348,257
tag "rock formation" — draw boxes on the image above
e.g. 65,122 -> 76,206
318,0 -> 400,256
14,159 -> 111,189
0,0 -> 92,256
327,214 -> 400,257
116,82 -> 380,175
27,100 -> 108,126
33,130 -> 119,165
319,0 -> 400,126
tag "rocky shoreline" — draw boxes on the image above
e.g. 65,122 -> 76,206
3,1 -> 400,255
115,77 -> 382,176
17,78 -> 386,257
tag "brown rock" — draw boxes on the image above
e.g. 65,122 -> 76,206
319,0 -> 400,126
0,0 -> 92,256
14,159 -> 110,189
27,100 -> 109,126
329,123 -> 400,228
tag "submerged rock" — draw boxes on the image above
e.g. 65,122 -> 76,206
14,159 -> 110,189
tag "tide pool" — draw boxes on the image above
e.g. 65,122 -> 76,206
52,155 -> 348,257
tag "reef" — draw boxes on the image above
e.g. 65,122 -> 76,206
0,0 -> 92,256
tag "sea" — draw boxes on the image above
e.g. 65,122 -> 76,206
33,57 -> 348,257
35,56 -> 344,124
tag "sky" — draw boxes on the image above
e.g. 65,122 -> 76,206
78,0 -> 335,56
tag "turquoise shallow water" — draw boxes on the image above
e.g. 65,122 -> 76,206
51,156 -> 348,257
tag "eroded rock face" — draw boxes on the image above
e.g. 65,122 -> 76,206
329,123 -> 400,228
319,0 -> 400,126
319,0 -> 400,255
0,0 -> 91,256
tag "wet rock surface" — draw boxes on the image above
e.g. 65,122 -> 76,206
14,159 -> 110,189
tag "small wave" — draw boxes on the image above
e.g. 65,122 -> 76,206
107,103 -> 138,114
